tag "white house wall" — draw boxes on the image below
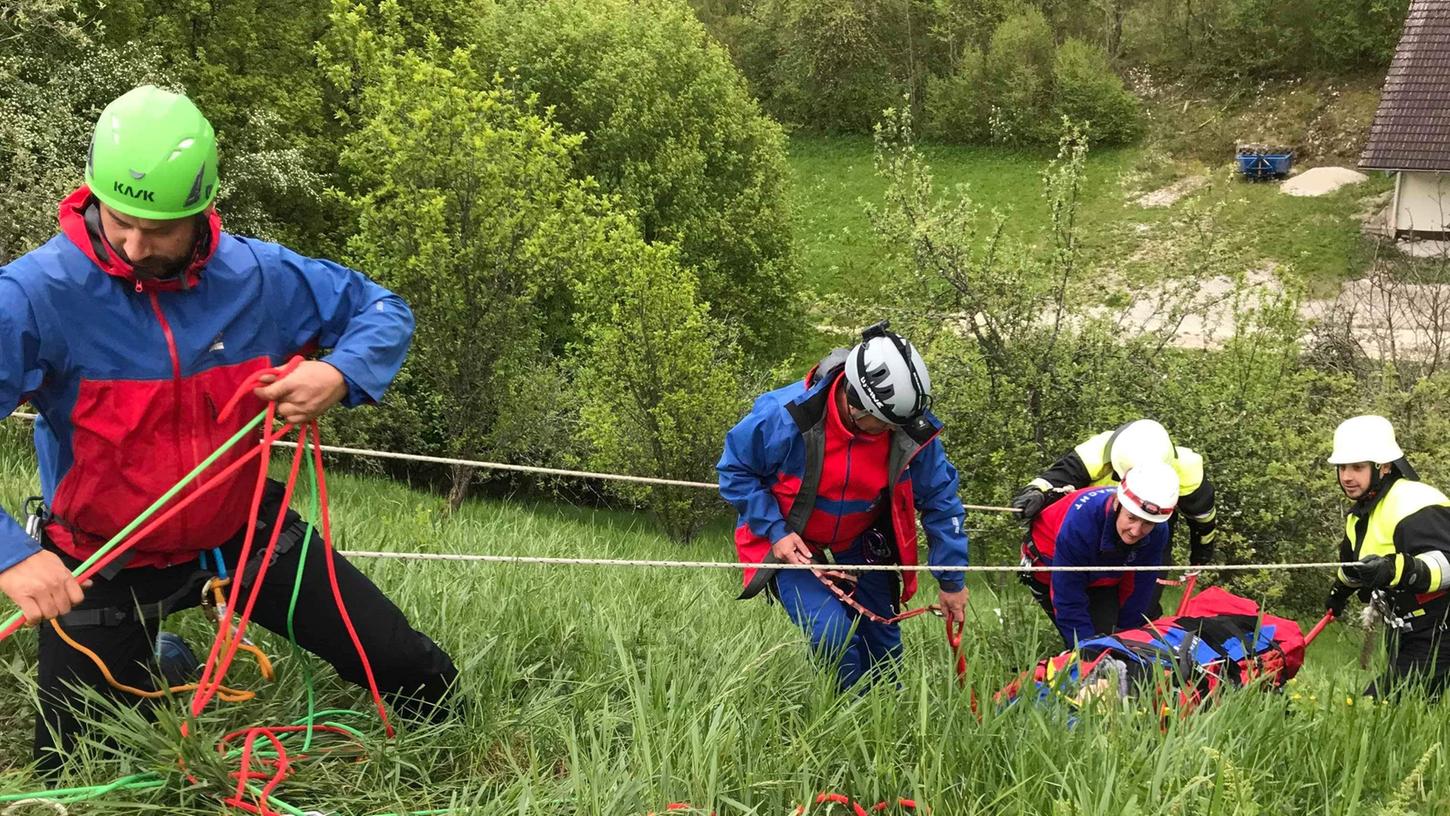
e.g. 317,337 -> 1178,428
1395,171 -> 1450,236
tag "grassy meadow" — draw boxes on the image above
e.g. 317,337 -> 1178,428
0,419 -> 1445,816
788,135 -> 1391,303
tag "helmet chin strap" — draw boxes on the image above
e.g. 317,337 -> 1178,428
1351,463 -> 1391,502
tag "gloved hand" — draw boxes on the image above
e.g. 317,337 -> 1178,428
1188,528 -> 1216,567
1325,582 -> 1355,619
1011,487 -> 1051,520
1340,554 -> 1402,590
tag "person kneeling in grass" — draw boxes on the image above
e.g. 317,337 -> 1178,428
1019,462 -> 1178,649
717,322 -> 968,691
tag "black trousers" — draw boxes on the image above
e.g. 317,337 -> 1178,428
33,481 -> 457,774
1365,622 -> 1450,700
1021,574 -> 1121,649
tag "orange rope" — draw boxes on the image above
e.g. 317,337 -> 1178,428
49,619 -> 259,704
204,578 -> 276,682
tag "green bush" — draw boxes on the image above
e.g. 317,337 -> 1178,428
572,242 -> 747,542
96,0 -> 335,249
746,0 -> 916,133
337,47 -> 615,508
1051,38 -> 1143,146
983,7 -> 1056,146
479,0 -> 798,359
1310,0 -> 1410,74
1119,0 -> 1408,82
923,48 -> 991,143
0,1 -> 165,263
924,20 -> 1142,149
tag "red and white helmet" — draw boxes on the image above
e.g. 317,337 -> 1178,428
1117,461 -> 1180,524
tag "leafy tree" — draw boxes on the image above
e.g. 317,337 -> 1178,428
92,0 -> 335,247
573,243 -> 748,542
752,0 -> 914,132
924,48 -> 991,142
0,1 -> 164,263
338,46 -> 610,509
1051,37 -> 1142,146
478,0 -> 797,359
983,7 -> 1056,145
926,0 -> 1019,66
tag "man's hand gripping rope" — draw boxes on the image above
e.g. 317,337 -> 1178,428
810,564 -> 972,705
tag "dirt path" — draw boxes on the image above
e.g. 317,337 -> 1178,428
1117,261 -> 1450,360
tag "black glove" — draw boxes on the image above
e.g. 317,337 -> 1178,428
1325,583 -> 1355,619
1340,554 -> 1401,590
1011,487 -> 1051,520
1188,528 -> 1216,567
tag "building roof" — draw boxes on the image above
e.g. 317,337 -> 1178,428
1361,0 -> 1450,171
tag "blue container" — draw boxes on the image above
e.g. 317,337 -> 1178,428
1236,149 -> 1294,181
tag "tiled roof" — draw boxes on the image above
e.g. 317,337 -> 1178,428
1361,0 -> 1450,171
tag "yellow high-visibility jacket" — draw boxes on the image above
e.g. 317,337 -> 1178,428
1339,475 -> 1450,632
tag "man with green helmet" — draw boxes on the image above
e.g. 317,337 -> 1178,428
0,85 -> 458,772
88,84 -> 220,222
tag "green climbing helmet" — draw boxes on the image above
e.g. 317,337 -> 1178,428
86,85 -> 218,220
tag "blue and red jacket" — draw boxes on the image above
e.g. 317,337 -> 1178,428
0,187 -> 413,572
717,350 -> 969,602
1024,486 -> 1167,644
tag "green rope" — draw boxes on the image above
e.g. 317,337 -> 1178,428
1,410 -> 269,636
5,420 -> 450,815
0,773 -> 164,803
286,433 -> 321,753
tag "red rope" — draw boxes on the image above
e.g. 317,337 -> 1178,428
0,415 -> 294,644
19,355 -> 402,815
813,569 -> 971,691
189,406 -> 304,720
196,384 -> 392,813
223,727 -> 291,812
196,358 -> 397,813
311,433 -> 393,737
1304,611 -> 1335,645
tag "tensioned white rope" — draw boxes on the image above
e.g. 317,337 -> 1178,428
7,411 -> 1352,573
333,551 -> 1354,572
5,412 -> 1020,513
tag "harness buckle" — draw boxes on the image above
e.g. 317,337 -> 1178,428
22,496 -> 47,543
203,576 -> 257,647
861,529 -> 896,565
1370,590 -> 1412,632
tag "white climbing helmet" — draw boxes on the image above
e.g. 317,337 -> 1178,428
1117,461 -> 1180,524
844,322 -> 932,425
1108,419 -> 1175,476
1327,415 -> 1403,466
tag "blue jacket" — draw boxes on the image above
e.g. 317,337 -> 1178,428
0,187 -> 413,571
717,352 -> 969,601
1049,487 -> 1168,645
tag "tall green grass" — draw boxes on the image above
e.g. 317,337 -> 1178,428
0,423 -> 1444,815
